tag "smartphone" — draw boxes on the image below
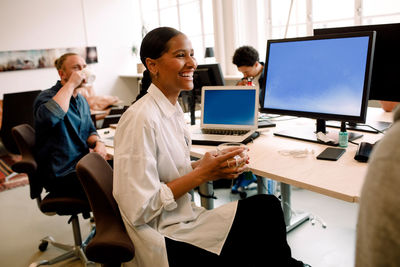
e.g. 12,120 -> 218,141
316,147 -> 346,161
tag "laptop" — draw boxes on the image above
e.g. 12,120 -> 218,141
190,86 -> 260,145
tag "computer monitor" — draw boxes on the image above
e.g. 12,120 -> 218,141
314,23 -> 400,102
260,32 -> 376,145
186,63 -> 225,124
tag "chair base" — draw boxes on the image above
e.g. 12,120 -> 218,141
29,218 -> 96,266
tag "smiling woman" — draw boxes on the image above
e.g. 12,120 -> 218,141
144,35 -> 197,103
113,27 -> 305,267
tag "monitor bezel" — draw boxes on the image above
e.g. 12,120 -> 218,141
260,31 -> 376,124
314,23 -> 400,102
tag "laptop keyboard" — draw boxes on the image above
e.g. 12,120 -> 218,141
201,129 -> 250,136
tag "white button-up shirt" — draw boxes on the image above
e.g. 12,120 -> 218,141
113,84 -> 237,267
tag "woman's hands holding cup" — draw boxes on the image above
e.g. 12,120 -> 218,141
194,143 -> 249,181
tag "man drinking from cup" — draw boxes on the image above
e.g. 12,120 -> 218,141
33,52 -> 107,198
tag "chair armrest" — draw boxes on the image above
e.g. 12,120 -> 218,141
11,155 -> 37,174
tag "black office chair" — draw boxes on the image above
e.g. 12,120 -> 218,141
11,124 -> 95,266
1,90 -> 41,182
76,152 -> 135,266
0,90 -> 41,155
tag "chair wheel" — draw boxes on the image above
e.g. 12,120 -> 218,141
239,192 -> 247,199
38,240 -> 48,251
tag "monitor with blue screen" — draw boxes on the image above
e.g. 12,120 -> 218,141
260,32 -> 376,145
203,89 -> 256,126
190,86 -> 258,145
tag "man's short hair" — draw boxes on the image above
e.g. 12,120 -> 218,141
54,53 -> 79,70
232,46 -> 259,67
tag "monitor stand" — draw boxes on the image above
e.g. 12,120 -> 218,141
274,119 -> 363,146
326,120 -> 391,133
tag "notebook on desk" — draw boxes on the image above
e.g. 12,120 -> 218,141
190,86 -> 260,145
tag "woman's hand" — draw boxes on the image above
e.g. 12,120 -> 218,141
194,148 -> 249,181
168,148 -> 250,200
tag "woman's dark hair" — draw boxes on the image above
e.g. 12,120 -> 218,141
135,27 -> 182,102
232,46 -> 259,67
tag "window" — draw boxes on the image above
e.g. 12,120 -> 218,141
270,0 -> 308,38
263,0 -> 400,39
138,0 -> 214,61
362,0 -> 400,24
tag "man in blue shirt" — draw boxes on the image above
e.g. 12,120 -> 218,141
33,53 -> 107,197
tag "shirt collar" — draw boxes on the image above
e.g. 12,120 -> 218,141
148,83 -> 180,118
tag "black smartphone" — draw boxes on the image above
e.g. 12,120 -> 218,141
316,147 -> 346,161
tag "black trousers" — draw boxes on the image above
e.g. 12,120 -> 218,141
44,159 -> 113,199
166,194 -> 303,267
45,171 -> 88,199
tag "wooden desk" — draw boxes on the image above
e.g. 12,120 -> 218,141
190,107 -> 392,230
190,107 -> 392,204
98,107 -> 392,229
98,127 -> 115,157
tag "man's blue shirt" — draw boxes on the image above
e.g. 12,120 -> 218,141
33,81 -> 97,182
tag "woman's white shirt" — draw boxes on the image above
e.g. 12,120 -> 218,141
113,84 -> 238,267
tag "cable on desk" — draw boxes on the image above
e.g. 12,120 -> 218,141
349,140 -> 360,146
357,123 -> 386,134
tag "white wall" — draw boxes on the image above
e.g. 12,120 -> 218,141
0,0 -> 142,105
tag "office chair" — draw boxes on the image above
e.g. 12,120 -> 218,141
76,152 -> 135,266
11,124 -> 95,266
1,90 -> 41,182
0,90 -> 41,155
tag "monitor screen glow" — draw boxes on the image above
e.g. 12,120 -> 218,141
263,36 -> 370,118
260,32 -> 375,145
261,32 -> 375,124
203,89 -> 256,126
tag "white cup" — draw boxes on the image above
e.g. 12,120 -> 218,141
217,142 -> 248,167
81,68 -> 96,85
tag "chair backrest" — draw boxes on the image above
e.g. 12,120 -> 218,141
76,153 -> 135,264
11,124 -> 43,199
1,90 -> 41,154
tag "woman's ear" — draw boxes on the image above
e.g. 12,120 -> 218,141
146,58 -> 158,76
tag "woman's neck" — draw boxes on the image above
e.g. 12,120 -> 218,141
153,82 -> 180,105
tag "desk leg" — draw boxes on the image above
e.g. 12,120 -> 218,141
257,176 -> 267,194
199,181 -> 214,210
280,183 -> 311,232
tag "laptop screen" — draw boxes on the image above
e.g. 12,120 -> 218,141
201,86 -> 258,128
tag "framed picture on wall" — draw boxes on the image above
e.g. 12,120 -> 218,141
0,46 -> 97,72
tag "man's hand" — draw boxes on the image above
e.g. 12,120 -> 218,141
236,79 -> 248,86
68,71 -> 86,91
93,140 -> 108,160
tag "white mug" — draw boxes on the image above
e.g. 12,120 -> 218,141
81,68 -> 96,85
